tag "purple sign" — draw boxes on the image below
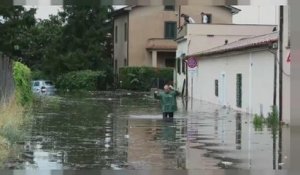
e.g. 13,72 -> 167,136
187,57 -> 197,68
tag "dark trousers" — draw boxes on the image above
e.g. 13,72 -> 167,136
163,112 -> 174,118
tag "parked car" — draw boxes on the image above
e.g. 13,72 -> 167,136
31,80 -> 57,95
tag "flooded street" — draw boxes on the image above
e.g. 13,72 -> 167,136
15,92 -> 290,171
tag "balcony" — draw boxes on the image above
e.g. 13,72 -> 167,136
177,24 -> 188,39
146,38 -> 177,51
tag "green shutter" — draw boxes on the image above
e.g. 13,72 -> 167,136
236,74 -> 242,108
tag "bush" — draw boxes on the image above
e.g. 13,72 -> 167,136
13,62 -> 33,106
252,106 -> 279,130
266,106 -> 279,127
56,70 -> 107,91
31,70 -> 48,80
253,114 -> 265,131
119,67 -> 174,91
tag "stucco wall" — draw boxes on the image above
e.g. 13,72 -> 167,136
282,6 -> 290,123
114,13 -> 128,73
185,24 -> 275,54
189,50 -> 275,117
114,6 -> 234,71
128,6 -> 178,67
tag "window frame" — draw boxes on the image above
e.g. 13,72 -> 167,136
164,5 -> 175,11
164,21 -> 177,39
124,22 -> 127,42
115,25 -> 118,43
215,79 -> 219,97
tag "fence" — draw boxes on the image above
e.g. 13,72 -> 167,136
0,52 -> 15,104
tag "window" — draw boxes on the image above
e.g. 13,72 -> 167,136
236,74 -> 242,108
164,21 -> 177,39
177,59 -> 181,74
124,23 -> 127,42
182,59 -> 185,74
124,58 -> 127,66
45,81 -> 53,86
202,13 -> 212,24
215,79 -> 218,97
165,58 -> 175,67
33,81 -> 40,86
114,59 -> 118,73
164,5 -> 175,11
115,26 -> 118,43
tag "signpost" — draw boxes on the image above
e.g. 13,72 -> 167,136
187,57 -> 198,69
186,57 -> 198,103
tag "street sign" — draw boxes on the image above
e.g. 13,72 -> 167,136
187,57 -> 197,68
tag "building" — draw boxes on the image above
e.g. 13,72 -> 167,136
112,5 -> 240,75
175,23 -> 275,98
178,32 -> 278,117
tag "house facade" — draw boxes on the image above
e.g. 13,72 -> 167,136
175,23 -> 276,97
112,5 -> 239,74
176,31 -> 278,117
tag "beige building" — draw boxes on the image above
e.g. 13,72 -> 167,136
112,5 -> 240,74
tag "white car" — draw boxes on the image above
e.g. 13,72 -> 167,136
31,80 -> 57,95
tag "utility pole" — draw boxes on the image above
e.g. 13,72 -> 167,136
279,5 -> 284,122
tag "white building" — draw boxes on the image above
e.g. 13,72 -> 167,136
233,0 -> 287,25
175,23 -> 275,100
182,33 -> 278,117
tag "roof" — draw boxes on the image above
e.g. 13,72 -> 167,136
189,32 -> 278,57
112,6 -> 136,17
112,5 -> 240,17
224,5 -> 241,15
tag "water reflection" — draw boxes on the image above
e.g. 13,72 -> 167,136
9,93 -> 290,171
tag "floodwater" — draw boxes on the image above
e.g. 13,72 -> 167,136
8,92 -> 290,172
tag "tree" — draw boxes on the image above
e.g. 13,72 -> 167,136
0,6 -> 36,59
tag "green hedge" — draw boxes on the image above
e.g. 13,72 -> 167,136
13,62 -> 33,106
56,70 -> 107,91
119,67 -> 174,91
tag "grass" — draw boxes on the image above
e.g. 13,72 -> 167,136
253,106 -> 280,130
0,97 -> 32,167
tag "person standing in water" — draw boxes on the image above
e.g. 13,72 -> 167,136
154,85 -> 179,121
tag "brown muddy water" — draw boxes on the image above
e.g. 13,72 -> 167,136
3,92 -> 290,172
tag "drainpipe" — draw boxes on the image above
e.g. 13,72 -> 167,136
249,52 -> 252,115
185,59 -> 188,100
279,6 -> 284,122
267,47 -> 278,108
127,12 -> 129,66
273,52 -> 278,107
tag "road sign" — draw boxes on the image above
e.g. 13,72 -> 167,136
187,57 -> 197,68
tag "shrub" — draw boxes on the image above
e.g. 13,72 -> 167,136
253,114 -> 265,131
56,70 -> 107,91
119,67 -> 174,91
266,106 -> 279,127
31,70 -> 48,80
252,106 -> 279,130
13,62 -> 33,106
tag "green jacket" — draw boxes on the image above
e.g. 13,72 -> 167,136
154,90 -> 179,113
